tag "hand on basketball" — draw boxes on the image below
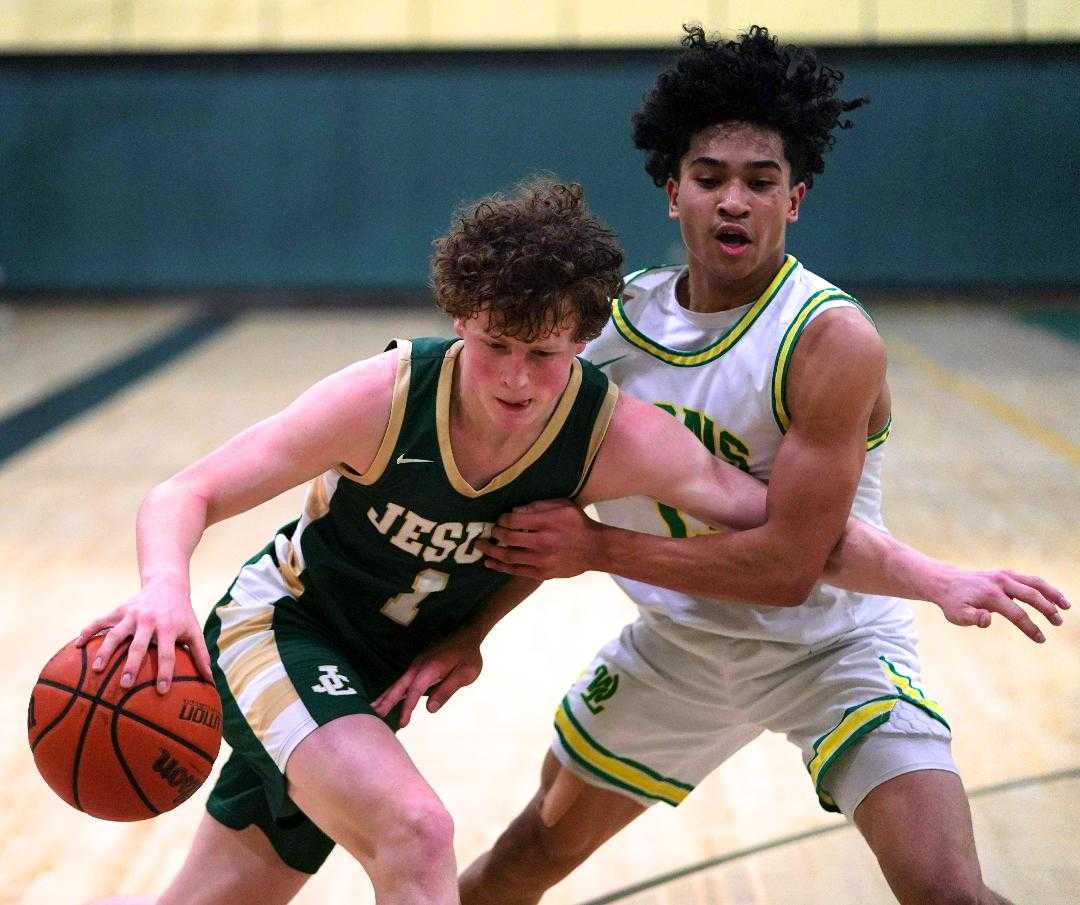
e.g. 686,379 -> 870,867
932,568 -> 1069,643
478,499 -> 601,580
371,630 -> 484,728
75,575 -> 214,694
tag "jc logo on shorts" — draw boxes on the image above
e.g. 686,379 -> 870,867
311,665 -> 358,696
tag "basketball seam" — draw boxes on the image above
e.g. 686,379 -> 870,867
70,648 -> 129,812
114,677 -> 220,765
109,704 -> 160,817
30,645 -> 90,753
38,676 -> 219,765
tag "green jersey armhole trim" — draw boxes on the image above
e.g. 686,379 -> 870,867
866,417 -> 892,450
610,256 -> 799,367
335,338 -> 412,486
770,293 -> 886,451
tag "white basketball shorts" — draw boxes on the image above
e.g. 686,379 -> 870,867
550,612 -> 956,817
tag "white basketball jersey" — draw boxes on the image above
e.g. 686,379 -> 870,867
586,255 -> 914,646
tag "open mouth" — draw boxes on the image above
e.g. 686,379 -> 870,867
497,398 -> 531,412
715,227 -> 752,254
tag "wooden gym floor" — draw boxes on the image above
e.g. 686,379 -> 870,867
2,297 -> 1077,904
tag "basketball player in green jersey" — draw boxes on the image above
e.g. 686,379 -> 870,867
376,30 -> 1069,905
75,180 -> 1014,905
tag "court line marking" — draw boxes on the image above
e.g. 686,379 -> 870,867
888,337 -> 1080,468
577,766 -> 1080,905
0,311 -> 237,467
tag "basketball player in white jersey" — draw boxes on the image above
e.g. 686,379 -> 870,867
378,26 -> 1069,905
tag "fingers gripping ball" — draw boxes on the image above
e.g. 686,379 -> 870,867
28,635 -> 222,821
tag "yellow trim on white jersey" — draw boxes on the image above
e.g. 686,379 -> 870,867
611,256 -> 799,367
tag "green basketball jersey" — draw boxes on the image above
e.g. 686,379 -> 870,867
234,337 -> 618,676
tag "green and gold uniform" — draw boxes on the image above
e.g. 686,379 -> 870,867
204,337 -> 617,873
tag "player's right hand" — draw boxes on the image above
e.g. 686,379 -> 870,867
933,567 -> 1069,643
74,575 -> 214,694
371,631 -> 484,728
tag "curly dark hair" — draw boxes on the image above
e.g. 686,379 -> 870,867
632,25 -> 869,189
431,180 -> 623,343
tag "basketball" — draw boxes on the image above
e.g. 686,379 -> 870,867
28,635 -> 223,821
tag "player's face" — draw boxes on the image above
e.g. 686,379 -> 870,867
667,122 -> 806,298
454,309 -> 586,431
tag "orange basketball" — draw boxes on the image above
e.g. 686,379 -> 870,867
28,635 -> 222,821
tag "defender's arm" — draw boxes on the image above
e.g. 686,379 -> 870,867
484,310 -> 881,603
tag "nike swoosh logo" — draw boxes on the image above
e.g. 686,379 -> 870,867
396,454 -> 433,465
592,355 -> 627,370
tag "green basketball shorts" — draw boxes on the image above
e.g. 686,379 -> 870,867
203,550 -> 400,874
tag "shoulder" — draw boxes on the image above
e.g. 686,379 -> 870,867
797,305 -> 884,372
619,265 -> 684,306
297,346 -> 400,421
392,335 -> 458,364
785,308 -> 886,426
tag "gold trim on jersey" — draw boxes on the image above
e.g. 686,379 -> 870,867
214,601 -> 274,655
769,290 -> 888,451
436,343 -> 585,498
244,674 -> 302,743
610,255 -> 798,367
808,660 -> 950,812
570,378 -> 620,498
335,339 -> 412,486
303,473 -> 331,521
277,540 -> 305,597
220,631 -> 285,702
879,656 -> 949,727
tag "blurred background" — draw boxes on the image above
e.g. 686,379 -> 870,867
2,0 -> 1079,296
2,4 -> 1077,905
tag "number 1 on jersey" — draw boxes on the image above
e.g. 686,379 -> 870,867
381,568 -> 450,626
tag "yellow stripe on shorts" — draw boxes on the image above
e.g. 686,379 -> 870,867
554,700 -> 692,806
879,657 -> 950,728
807,696 -> 898,793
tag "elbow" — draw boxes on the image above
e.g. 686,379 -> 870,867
779,572 -> 818,606
141,475 -> 212,520
760,567 -> 820,607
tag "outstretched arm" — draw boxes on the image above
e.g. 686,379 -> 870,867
76,349 -> 399,691
480,311 -> 1068,639
822,525 -> 1066,641
482,312 -> 887,605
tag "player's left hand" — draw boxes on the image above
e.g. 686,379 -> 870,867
371,631 -> 484,728
478,499 -> 601,579
932,568 -> 1069,643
